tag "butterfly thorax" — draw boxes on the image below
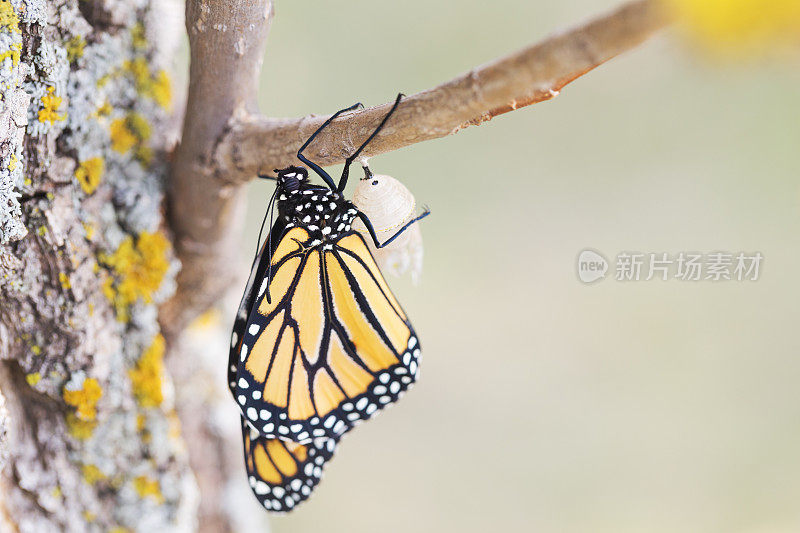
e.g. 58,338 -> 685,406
276,182 -> 358,245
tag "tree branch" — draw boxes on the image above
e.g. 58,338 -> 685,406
162,1 -> 274,529
163,0 -> 273,334
215,0 -> 670,179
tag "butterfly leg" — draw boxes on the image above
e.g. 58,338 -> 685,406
356,207 -> 430,249
297,102 -> 364,190
336,93 -> 404,193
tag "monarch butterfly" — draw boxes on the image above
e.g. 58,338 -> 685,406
229,94 -> 429,511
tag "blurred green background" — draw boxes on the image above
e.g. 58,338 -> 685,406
230,0 -> 800,531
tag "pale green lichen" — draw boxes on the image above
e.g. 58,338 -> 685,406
131,23 -> 147,50
0,0 -> 26,244
65,35 -> 85,63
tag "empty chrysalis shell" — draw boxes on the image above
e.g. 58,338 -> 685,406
352,164 -> 424,283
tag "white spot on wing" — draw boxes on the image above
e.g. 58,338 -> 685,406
258,278 -> 268,296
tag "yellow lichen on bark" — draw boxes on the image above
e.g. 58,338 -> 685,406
94,101 -> 113,118
75,157 -> 104,194
110,112 -> 154,164
66,35 -> 85,63
131,22 -> 147,50
0,1 -> 21,71
66,414 -> 98,440
129,334 -> 166,408
125,57 -> 173,109
38,87 -> 66,123
82,464 -> 106,485
101,231 -> 170,321
0,1 -> 20,33
63,378 -> 103,421
133,476 -> 164,503
110,118 -> 138,153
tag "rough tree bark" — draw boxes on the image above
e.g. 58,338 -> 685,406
0,0 -> 195,531
0,0 -> 669,531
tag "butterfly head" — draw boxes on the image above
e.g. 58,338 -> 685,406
275,166 -> 309,193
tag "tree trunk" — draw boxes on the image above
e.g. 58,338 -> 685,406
0,0 -> 200,531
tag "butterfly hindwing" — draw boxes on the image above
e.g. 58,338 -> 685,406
235,227 -> 421,442
241,415 -> 338,512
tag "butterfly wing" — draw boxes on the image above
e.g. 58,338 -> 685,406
241,415 -> 338,512
229,219 -> 287,398
235,228 -> 421,442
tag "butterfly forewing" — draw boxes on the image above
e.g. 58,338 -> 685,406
235,227 -> 421,442
228,219 -> 287,398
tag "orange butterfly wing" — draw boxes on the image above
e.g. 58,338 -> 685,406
235,228 -> 421,442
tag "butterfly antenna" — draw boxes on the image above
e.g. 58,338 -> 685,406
254,186 -> 279,267
264,187 -> 279,304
